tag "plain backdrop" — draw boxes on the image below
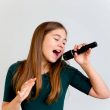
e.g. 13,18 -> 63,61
0,0 -> 110,110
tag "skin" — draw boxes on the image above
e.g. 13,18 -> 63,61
42,29 -> 67,61
2,28 -> 110,110
41,28 -> 67,73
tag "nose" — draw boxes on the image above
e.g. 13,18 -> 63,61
58,41 -> 65,49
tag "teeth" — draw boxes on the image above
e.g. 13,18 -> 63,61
56,50 -> 61,52
57,50 -> 61,52
53,50 -> 61,53
53,50 -> 61,56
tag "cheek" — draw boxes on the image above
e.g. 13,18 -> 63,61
45,38 -> 55,48
42,40 -> 53,53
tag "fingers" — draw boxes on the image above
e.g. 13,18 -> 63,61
74,43 -> 88,57
21,78 -> 36,90
74,43 -> 87,51
86,48 -> 91,55
17,78 -> 36,102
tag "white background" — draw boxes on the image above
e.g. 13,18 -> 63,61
0,0 -> 110,110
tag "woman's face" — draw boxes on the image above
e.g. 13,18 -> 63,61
42,28 -> 67,63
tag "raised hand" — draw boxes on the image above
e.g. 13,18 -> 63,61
73,43 -> 91,65
17,78 -> 36,103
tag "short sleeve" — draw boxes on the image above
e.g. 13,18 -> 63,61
66,64 -> 92,95
3,61 -> 21,102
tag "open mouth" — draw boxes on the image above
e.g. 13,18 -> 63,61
53,50 -> 61,56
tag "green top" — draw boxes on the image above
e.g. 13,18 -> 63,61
3,61 -> 92,110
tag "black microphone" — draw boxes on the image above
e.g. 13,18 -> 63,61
63,41 -> 98,60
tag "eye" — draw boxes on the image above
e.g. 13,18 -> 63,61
63,42 -> 66,45
63,41 -> 67,45
63,43 -> 66,46
54,38 -> 59,41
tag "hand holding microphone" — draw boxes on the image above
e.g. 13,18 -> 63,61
63,42 -> 98,61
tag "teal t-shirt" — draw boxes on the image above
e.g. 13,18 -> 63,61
3,61 -> 92,110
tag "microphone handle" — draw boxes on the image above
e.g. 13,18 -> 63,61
63,41 -> 97,60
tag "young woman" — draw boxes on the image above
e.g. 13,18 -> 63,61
2,21 -> 110,110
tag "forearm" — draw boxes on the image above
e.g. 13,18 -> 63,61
2,95 -> 21,110
80,63 -> 110,97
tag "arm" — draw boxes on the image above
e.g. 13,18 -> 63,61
73,43 -> 110,99
81,62 -> 110,99
2,78 -> 36,110
2,95 -> 21,110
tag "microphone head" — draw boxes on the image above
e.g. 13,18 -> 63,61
63,50 -> 74,60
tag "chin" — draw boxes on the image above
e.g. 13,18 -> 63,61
49,60 -> 57,63
47,58 -> 58,63
49,57 -> 62,63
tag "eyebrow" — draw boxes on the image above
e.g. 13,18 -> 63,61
53,34 -> 67,41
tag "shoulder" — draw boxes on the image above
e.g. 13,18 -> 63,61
61,60 -> 85,80
9,61 -> 22,70
61,60 -> 79,73
60,61 -> 82,84
7,60 -> 23,77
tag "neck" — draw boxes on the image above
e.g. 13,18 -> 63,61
41,61 -> 50,74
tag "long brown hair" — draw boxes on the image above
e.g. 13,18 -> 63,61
12,21 -> 67,104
